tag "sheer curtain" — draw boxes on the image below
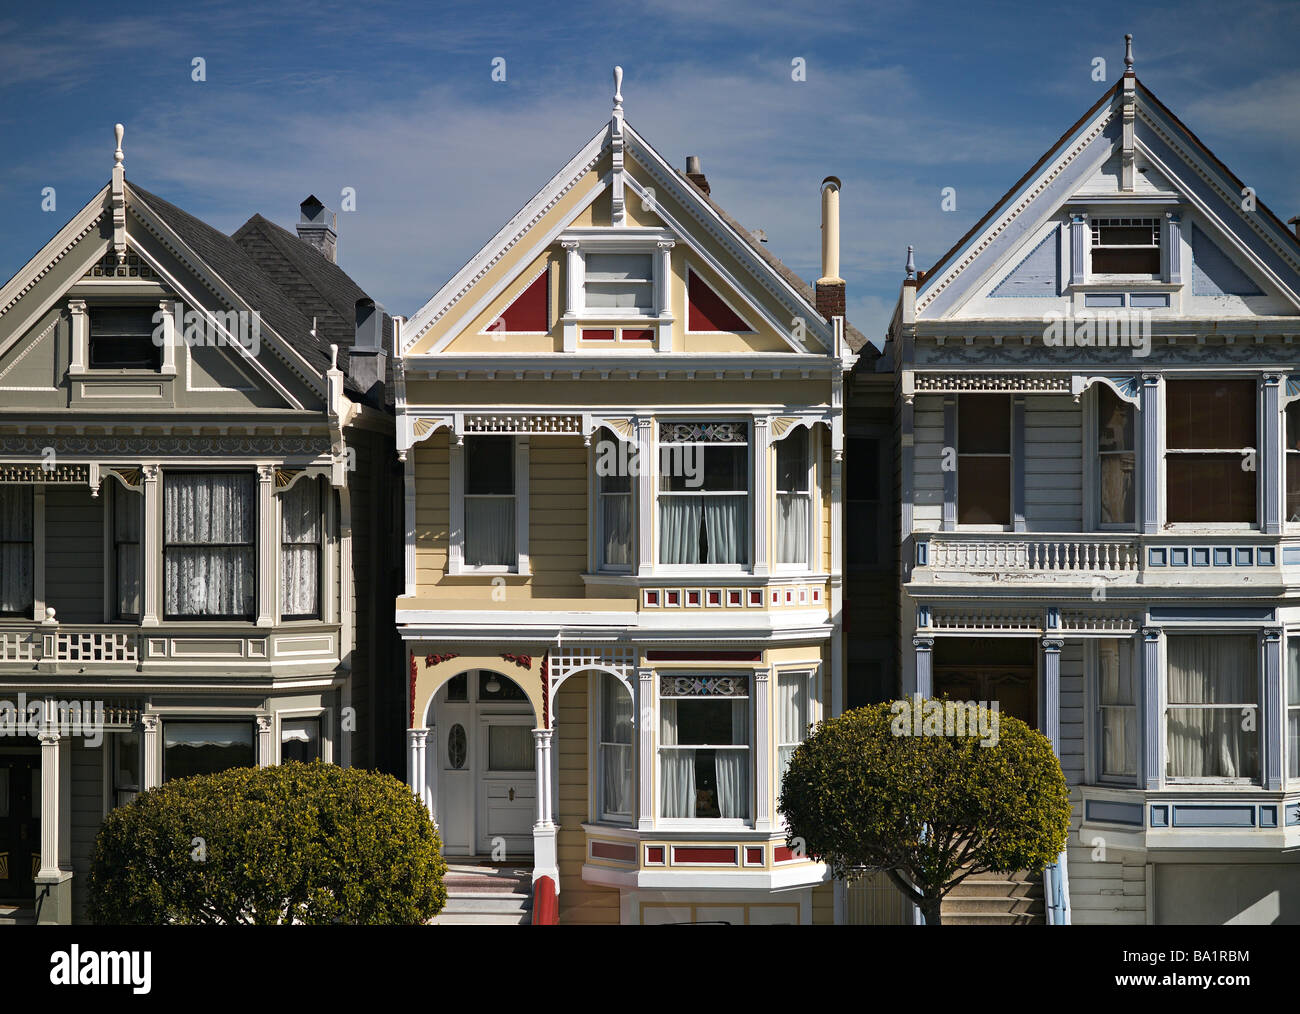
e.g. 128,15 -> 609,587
601,491 -> 631,568
1290,639 -> 1300,780
465,497 -> 515,566
659,700 -> 696,818
0,486 -> 33,615
715,701 -> 749,818
1167,635 -> 1257,779
163,473 -> 255,617
777,673 -> 808,787
702,496 -> 746,564
601,676 -> 633,817
776,494 -> 810,565
1099,640 -> 1137,778
487,725 -> 535,771
114,485 -> 141,618
659,497 -> 702,565
280,479 -> 320,617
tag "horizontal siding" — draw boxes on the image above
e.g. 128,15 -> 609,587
1060,640 -> 1085,786
529,437 -> 587,597
71,740 -> 103,923
1023,396 -> 1082,531
45,487 -> 104,624
912,397 -> 944,529
413,433 -> 449,585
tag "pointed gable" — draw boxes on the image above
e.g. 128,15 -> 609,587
1191,224 -> 1263,296
687,267 -> 754,331
488,267 -> 549,333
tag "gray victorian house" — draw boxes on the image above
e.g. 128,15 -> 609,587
0,126 -> 401,923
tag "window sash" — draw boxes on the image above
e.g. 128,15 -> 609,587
114,484 -> 142,620
163,473 -> 256,619
777,673 -> 810,789
280,479 -> 321,619
1165,635 -> 1259,782
598,674 -> 634,821
0,485 -> 34,617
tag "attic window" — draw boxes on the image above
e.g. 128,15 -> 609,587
585,253 -> 654,313
89,307 -> 163,370
1090,218 -> 1160,275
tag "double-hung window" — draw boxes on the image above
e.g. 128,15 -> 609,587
163,721 -> 255,781
595,429 -> 632,570
1165,379 -> 1256,524
113,483 -> 142,620
1097,385 -> 1135,526
598,674 -> 634,822
1166,634 -> 1258,782
163,472 -> 256,619
0,486 -> 33,617
775,432 -> 811,566
281,717 -> 322,764
280,478 -> 322,619
584,253 -> 654,314
659,674 -> 749,820
957,394 -> 1011,525
88,306 -> 162,370
776,671 -> 811,790
1287,405 -> 1300,524
658,421 -> 749,566
464,436 -> 517,568
1289,638 -> 1300,781
1097,640 -> 1137,781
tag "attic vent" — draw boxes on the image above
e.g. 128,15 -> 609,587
85,250 -> 154,279
1090,217 -> 1160,275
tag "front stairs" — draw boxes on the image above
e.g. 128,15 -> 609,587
431,863 -> 533,926
941,869 -> 1046,925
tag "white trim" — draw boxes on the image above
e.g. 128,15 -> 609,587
447,434 -> 530,575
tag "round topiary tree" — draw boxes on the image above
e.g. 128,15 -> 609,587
779,698 -> 1070,925
87,761 -> 446,925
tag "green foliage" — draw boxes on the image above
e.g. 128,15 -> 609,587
87,762 -> 446,925
779,700 -> 1071,922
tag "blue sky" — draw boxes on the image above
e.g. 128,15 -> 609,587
2,0 -> 1298,343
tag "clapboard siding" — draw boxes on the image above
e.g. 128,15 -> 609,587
413,432 -> 450,586
1060,640 -> 1085,786
44,486 -> 105,624
1067,784 -> 1148,925
70,740 -> 103,923
912,396 -> 944,530
529,436 -> 587,597
1023,396 -> 1082,531
556,676 -> 620,924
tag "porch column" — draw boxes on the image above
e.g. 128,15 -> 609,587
532,728 -> 559,903
913,637 -> 934,697
1264,629 -> 1283,791
35,702 -> 72,924
1140,375 -> 1161,535
141,465 -> 161,626
1141,626 -> 1162,790
256,714 -> 274,767
406,727 -> 427,804
141,715 -> 161,789
637,666 -> 655,830
425,725 -> 438,820
753,667 -> 771,832
1041,636 -> 1063,755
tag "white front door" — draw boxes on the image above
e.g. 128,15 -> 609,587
477,715 -> 536,856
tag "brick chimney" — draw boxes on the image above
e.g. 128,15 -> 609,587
349,297 -> 387,407
297,195 -> 337,263
684,155 -> 710,195
815,176 -> 845,321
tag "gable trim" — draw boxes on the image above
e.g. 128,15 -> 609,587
0,313 -> 61,391
0,233 -> 111,368
0,186 -> 109,319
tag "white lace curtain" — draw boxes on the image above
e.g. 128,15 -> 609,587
1099,640 -> 1138,778
1167,635 -> 1257,779
114,484 -> 142,618
281,479 -> 321,617
600,675 -> 633,817
487,724 -> 535,771
777,673 -> 809,787
775,494 -> 810,564
601,490 -> 631,567
164,473 -> 255,617
465,497 -> 515,566
0,486 -> 33,615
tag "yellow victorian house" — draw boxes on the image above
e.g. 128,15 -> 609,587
396,69 -> 866,925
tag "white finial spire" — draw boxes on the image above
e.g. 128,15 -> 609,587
329,343 -> 338,370
1124,34 -> 1134,73
905,245 -> 916,280
613,66 -> 623,115
114,123 -> 125,165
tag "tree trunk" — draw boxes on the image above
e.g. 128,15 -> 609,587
920,894 -> 943,925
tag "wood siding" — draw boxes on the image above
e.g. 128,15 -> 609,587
1024,395 -> 1082,532
45,487 -> 104,624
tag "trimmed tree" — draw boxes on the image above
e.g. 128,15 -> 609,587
779,699 -> 1070,925
87,761 -> 446,925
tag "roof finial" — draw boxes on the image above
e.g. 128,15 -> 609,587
613,66 -> 623,115
329,343 -> 338,370
1124,34 -> 1134,74
905,245 -> 916,281
114,123 -> 125,166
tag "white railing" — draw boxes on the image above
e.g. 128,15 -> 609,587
926,535 -> 1140,574
0,630 -> 40,662
0,622 -> 139,665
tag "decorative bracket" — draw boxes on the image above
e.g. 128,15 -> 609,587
1071,374 -> 1141,405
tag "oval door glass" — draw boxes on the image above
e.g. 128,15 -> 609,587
447,724 -> 467,769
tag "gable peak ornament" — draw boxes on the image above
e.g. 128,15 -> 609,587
1124,33 -> 1134,74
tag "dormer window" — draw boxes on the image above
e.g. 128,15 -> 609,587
89,306 -> 163,370
1090,217 -> 1160,276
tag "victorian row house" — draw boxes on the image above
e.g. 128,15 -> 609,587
395,69 -> 866,925
0,132 -> 402,923
887,39 -> 1300,924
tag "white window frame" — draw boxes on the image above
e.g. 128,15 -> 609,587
1094,638 -> 1139,786
1092,385 -> 1137,531
277,707 -> 331,765
956,393 -> 1014,532
1089,216 -> 1161,281
590,429 -> 634,574
1286,403 -> 1300,527
775,669 -> 813,800
773,428 -> 816,572
656,673 -> 752,829
1162,375 -> 1259,531
448,435 -> 530,575
1162,632 -> 1261,786
592,672 -> 635,825
1288,634 -> 1300,784
558,228 -> 674,351
654,418 -> 752,575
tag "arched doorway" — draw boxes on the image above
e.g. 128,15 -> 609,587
428,670 -> 536,858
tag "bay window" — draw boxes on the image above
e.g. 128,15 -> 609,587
957,395 -> 1011,525
280,478 -> 321,619
1166,635 -> 1258,781
658,421 -> 749,566
775,432 -> 811,566
464,436 -> 516,568
163,472 -> 256,619
1097,640 -> 1137,781
113,483 -> 141,620
163,721 -> 255,780
1097,385 -> 1135,526
1290,638 -> 1300,780
0,486 -> 33,617
1165,379 -> 1256,523
776,671 -> 811,790
598,674 -> 633,822
659,674 -> 749,820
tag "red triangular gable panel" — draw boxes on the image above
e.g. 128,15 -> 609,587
491,267 -> 549,332
688,269 -> 754,332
